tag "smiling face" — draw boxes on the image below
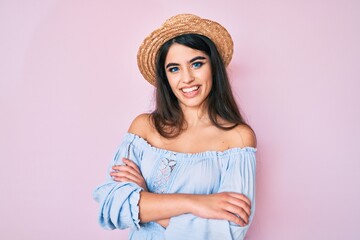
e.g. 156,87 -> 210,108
164,43 -> 212,110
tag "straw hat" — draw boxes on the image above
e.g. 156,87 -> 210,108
137,13 -> 234,86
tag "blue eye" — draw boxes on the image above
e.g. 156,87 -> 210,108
192,62 -> 203,69
169,67 -> 179,73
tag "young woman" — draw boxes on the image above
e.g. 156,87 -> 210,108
93,14 -> 256,240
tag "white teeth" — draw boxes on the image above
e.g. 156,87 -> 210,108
181,86 -> 199,93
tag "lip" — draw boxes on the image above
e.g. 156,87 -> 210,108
180,85 -> 200,92
179,85 -> 201,98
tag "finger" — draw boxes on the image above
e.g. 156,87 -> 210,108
219,193 -> 251,216
112,165 -> 124,171
156,219 -> 170,228
219,211 -> 246,227
111,171 -> 143,184
112,158 -> 133,170
110,166 -> 145,187
113,176 -> 132,182
112,175 -> 143,186
122,158 -> 141,174
222,202 -> 249,224
226,197 -> 251,217
117,165 -> 142,178
228,193 -> 251,207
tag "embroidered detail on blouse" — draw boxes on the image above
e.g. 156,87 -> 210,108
152,158 -> 177,193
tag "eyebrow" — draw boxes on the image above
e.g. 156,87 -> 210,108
165,56 -> 207,69
189,56 -> 206,63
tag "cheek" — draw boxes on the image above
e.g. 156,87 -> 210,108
199,68 -> 212,86
166,75 -> 179,89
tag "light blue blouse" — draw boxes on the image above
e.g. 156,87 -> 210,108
93,133 -> 256,240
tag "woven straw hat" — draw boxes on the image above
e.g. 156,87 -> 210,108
137,13 -> 234,86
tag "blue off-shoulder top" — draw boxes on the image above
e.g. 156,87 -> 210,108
93,133 -> 256,240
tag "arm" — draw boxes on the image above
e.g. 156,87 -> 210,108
139,191 -> 250,225
112,158 -> 251,227
92,134 -> 144,230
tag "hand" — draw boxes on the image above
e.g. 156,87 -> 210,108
190,192 -> 251,226
110,158 -> 148,191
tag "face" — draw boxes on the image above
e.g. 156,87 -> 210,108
164,43 -> 212,110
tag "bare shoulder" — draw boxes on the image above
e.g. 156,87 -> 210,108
228,124 -> 257,148
128,113 -> 152,139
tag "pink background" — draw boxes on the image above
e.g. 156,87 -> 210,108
1,0 -> 359,239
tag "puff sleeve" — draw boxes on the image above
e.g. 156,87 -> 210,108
92,134 -> 144,230
164,148 -> 256,240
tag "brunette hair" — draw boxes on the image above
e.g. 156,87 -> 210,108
152,34 -> 247,138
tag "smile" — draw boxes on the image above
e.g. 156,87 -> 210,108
181,85 -> 200,93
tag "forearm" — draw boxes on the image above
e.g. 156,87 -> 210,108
138,191 -> 194,223
139,191 -> 251,226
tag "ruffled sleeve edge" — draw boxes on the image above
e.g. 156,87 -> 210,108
129,188 -> 142,230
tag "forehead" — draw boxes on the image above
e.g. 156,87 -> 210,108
165,43 -> 208,63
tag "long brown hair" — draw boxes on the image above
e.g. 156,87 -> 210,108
152,34 -> 248,138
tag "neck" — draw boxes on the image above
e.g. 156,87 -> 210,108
180,104 -> 210,128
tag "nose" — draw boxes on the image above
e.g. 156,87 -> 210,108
181,67 -> 194,84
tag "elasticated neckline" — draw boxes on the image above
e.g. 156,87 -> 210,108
125,132 -> 257,159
